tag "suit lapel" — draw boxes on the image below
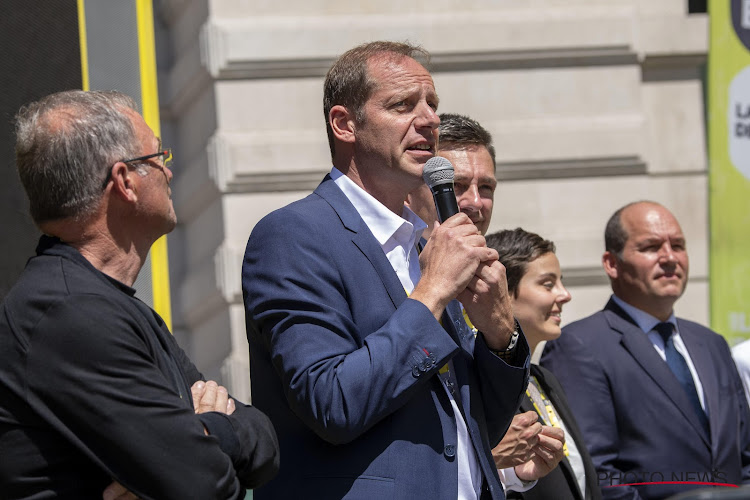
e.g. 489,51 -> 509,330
314,176 -> 407,309
605,300 -> 710,446
678,322 -> 717,443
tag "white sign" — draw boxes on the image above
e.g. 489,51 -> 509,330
728,65 -> 750,180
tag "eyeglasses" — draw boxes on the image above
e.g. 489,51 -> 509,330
102,148 -> 173,190
121,148 -> 173,169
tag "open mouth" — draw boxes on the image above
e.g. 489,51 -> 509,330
407,143 -> 434,154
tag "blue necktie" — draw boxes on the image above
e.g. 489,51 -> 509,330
654,322 -> 709,436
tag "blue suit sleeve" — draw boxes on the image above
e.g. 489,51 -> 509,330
473,330 -> 530,446
243,210 -> 462,445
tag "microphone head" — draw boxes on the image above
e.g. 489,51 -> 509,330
422,156 -> 454,189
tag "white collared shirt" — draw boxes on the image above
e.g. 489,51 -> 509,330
331,167 -> 424,292
332,167 -> 482,499
732,339 -> 750,406
611,295 -> 706,409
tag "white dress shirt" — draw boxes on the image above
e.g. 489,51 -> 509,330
732,339 -> 750,406
332,167 -> 483,499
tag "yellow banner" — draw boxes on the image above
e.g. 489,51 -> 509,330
78,0 -> 172,330
709,0 -> 750,344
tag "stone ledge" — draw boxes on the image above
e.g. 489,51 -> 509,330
559,266 -> 610,287
497,156 -> 647,181
211,155 -> 648,193
211,46 -> 639,81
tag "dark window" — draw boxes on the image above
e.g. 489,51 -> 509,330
689,0 -> 707,14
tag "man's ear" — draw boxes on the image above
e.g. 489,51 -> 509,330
329,105 -> 356,144
109,162 -> 138,202
603,251 -> 619,280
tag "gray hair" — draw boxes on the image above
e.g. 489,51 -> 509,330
15,89 -> 140,225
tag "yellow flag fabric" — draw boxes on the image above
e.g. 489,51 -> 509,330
708,0 -> 750,344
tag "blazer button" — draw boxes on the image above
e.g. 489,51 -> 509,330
412,366 -> 421,378
422,358 -> 434,370
444,444 -> 456,458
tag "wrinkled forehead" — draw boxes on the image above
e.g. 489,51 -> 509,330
366,52 -> 434,89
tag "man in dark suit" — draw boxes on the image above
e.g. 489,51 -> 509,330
242,41 -> 532,499
541,201 -> 750,499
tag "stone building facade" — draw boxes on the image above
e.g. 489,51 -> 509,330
156,0 -> 709,399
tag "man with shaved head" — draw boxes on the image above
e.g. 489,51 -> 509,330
542,201 -> 750,499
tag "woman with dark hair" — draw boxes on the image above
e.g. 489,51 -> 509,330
486,228 -> 601,500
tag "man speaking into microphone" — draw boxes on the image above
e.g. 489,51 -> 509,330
242,41 -> 529,499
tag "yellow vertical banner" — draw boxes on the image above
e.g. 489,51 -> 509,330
77,0 -> 89,91
135,0 -> 172,331
709,0 -> 750,343
79,0 -> 172,330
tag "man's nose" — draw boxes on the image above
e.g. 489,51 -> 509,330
163,164 -> 174,184
659,244 -> 677,263
415,101 -> 439,130
459,185 -> 482,213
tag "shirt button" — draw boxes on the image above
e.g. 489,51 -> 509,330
444,444 -> 456,458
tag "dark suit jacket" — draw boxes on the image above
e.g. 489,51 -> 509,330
242,175 -> 530,499
507,364 -> 601,500
541,298 -> 750,500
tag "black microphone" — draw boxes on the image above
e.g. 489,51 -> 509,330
422,156 -> 459,223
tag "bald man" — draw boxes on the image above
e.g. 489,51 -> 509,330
542,201 -> 750,499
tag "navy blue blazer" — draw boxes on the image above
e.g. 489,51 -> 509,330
242,175 -> 529,499
541,298 -> 750,500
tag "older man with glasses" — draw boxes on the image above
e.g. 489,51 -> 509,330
0,89 -> 279,499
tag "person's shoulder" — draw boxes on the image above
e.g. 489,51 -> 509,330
677,317 -> 732,350
562,309 -> 609,337
2,252 -> 107,326
532,363 -> 557,382
251,191 -> 336,236
676,317 -> 726,340
243,188 -> 348,272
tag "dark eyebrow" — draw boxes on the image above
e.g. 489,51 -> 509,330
637,237 -> 662,245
